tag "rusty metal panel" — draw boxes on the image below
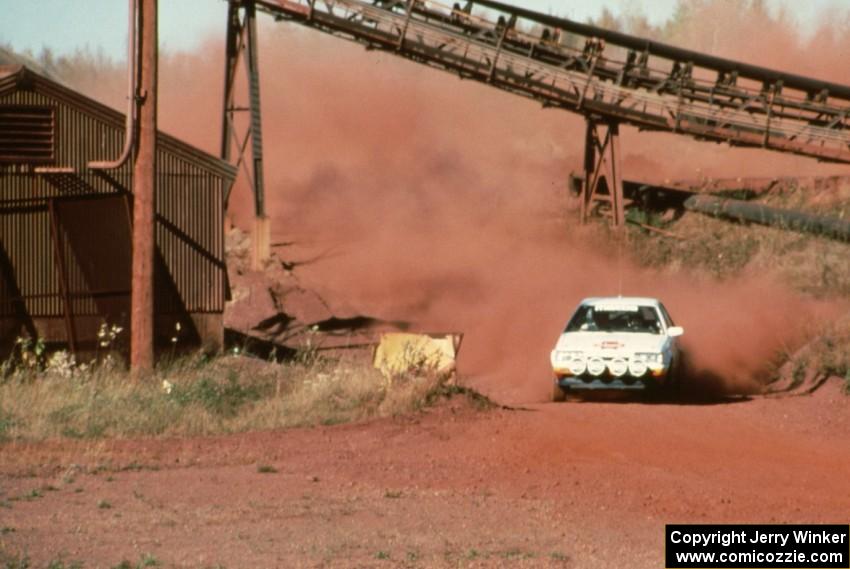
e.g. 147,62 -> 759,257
0,67 -> 230,353
55,195 -> 132,317
155,151 -> 226,313
0,206 -> 60,317
0,86 -> 130,204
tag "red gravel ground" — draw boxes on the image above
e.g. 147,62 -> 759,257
1,378 -> 849,568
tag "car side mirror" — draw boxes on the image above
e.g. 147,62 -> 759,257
667,326 -> 684,337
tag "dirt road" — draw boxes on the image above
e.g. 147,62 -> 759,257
2,379 -> 849,568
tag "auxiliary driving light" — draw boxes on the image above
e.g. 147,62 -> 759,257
608,358 -> 628,377
628,360 -> 648,377
586,357 -> 606,376
568,358 -> 587,376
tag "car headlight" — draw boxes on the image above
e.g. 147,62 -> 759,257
633,352 -> 663,364
555,350 -> 583,363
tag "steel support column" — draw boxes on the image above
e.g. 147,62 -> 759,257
221,0 -> 269,268
580,118 -> 626,229
221,1 -> 242,165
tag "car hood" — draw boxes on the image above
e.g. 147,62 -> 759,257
554,332 -> 668,354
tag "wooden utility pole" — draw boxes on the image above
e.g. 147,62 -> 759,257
131,0 -> 157,372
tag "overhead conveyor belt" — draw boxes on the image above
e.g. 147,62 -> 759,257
475,0 -> 850,101
255,0 -> 850,163
223,0 -> 850,230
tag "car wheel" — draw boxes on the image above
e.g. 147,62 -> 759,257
666,356 -> 685,396
667,366 -> 681,390
552,382 -> 567,402
643,377 -> 662,401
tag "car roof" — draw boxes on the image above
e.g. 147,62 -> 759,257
580,296 -> 662,308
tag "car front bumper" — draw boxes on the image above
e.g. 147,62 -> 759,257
556,375 -> 651,391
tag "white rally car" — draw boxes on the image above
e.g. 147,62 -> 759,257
550,297 -> 684,400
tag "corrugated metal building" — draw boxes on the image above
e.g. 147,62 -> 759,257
0,65 -> 235,357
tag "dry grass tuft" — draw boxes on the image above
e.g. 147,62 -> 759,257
627,195 -> 850,392
805,315 -> 850,383
0,351 -> 472,443
628,210 -> 850,297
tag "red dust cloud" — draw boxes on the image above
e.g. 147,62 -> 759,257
80,2 -> 850,402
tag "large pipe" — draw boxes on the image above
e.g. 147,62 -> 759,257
684,194 -> 850,243
474,0 -> 850,101
88,0 -> 137,170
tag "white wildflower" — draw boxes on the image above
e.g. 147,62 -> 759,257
46,350 -> 76,380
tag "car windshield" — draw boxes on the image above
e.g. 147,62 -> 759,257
565,304 -> 662,334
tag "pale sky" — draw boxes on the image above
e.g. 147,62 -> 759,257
0,0 -> 845,60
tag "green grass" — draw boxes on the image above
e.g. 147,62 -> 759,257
20,489 -> 42,501
500,548 -> 535,560
0,556 -> 85,569
110,554 -> 159,569
0,352 -> 475,442
0,554 -> 29,569
46,560 -> 83,569
0,408 -> 16,442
